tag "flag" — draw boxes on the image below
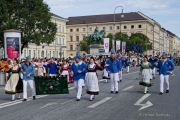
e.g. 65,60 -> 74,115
116,40 -> 121,51
122,41 -> 126,53
103,38 -> 109,53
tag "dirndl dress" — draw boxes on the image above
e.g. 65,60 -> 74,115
85,63 -> 99,95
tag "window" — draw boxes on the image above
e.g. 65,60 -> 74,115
110,26 -> 113,30
70,29 -> 73,32
103,27 -> 106,30
33,50 -> 36,58
62,38 -> 64,45
41,51 -> 44,58
24,50 -> 26,57
83,28 -> 86,32
59,37 -> 61,44
124,25 -> 127,29
131,25 -> 134,29
70,45 -> 73,50
38,50 -> 40,58
49,51 -> 51,58
89,27 -> 92,31
29,50 -> 31,56
83,35 -> 86,40
116,26 -> 120,30
76,28 -> 79,32
76,36 -> 79,42
138,25 -> 142,28
53,51 -> 55,57
70,36 -> 73,41
46,50 -> 48,57
62,27 -> 64,32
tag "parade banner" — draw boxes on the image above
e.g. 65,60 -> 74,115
122,41 -> 126,53
112,39 -> 115,50
103,38 -> 109,53
116,40 -> 121,51
34,76 -> 69,95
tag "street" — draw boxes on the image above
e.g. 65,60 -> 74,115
0,66 -> 179,120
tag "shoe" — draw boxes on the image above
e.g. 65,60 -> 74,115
33,96 -> 36,100
115,91 -> 119,94
76,99 -> 80,101
120,80 -> 122,82
89,99 -> 93,101
159,92 -> 163,95
22,99 -> 27,101
111,91 -> 114,94
166,90 -> 169,93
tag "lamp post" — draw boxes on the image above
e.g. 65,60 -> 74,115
113,5 -> 124,51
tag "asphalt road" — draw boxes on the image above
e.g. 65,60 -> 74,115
0,66 -> 179,120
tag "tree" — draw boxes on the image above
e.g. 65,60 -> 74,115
129,33 -> 152,53
0,0 -> 57,53
79,37 -> 90,53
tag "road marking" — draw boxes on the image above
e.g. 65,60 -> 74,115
69,86 -> 75,90
40,102 -> 58,109
122,85 -> 134,91
88,97 -> 112,108
0,95 -> 48,109
61,99 -> 74,105
134,94 -> 153,111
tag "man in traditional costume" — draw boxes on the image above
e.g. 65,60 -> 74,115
70,54 -> 87,101
21,56 -> 36,101
156,55 -> 175,95
106,51 -> 121,94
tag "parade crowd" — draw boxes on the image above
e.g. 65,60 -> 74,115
0,51 -> 175,102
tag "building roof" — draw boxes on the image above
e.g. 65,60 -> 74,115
67,12 -> 147,25
51,13 -> 68,21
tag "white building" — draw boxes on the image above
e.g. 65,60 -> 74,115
22,13 -> 68,59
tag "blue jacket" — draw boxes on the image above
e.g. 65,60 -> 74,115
118,59 -> 123,71
106,58 -> 121,73
125,58 -> 131,66
157,60 -> 175,75
47,63 -> 57,74
21,63 -> 35,80
70,61 -> 87,81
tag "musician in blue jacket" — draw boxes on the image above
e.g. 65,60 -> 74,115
70,54 -> 87,101
157,55 -> 175,95
117,54 -> 123,82
106,51 -> 121,93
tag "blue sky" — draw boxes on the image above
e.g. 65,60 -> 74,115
44,0 -> 180,37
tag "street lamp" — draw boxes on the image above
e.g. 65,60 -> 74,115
113,5 -> 124,51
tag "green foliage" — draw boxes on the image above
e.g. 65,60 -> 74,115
129,33 -> 152,51
79,36 -> 90,53
106,32 -> 152,52
0,0 -> 57,52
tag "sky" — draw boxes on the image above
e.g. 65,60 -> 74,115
44,0 -> 180,37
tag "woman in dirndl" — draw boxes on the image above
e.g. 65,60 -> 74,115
140,56 -> 153,94
85,57 -> 102,101
5,59 -> 23,101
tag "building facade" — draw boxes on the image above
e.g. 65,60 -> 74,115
66,12 -> 180,56
21,13 -> 67,59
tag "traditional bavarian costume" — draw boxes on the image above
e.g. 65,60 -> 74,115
85,63 -> 102,101
61,64 -> 70,83
139,62 -> 152,94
